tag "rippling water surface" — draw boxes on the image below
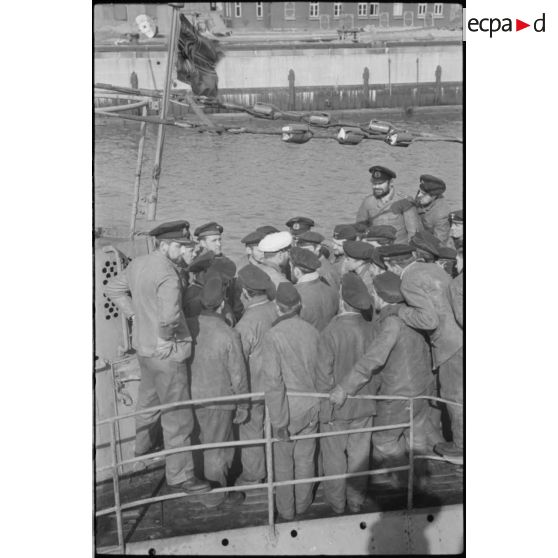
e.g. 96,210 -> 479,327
95,109 -> 462,261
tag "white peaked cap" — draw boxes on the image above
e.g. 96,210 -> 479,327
258,231 -> 293,253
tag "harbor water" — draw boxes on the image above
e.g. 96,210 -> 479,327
94,108 -> 462,262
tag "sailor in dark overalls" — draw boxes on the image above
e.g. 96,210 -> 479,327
194,221 -> 243,322
415,174 -> 452,246
104,221 -> 210,495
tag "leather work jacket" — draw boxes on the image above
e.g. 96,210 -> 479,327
104,251 -> 191,359
340,306 -> 432,398
398,261 -> 463,368
356,190 -> 422,244
261,312 -> 320,432
186,310 -> 248,411
315,313 -> 377,421
448,272 -> 463,329
235,297 -> 278,393
417,196 -> 451,246
296,274 -> 339,332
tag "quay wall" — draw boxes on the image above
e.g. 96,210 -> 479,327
94,42 -> 462,111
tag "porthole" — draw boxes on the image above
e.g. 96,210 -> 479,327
290,529 -> 297,538
221,538 -> 229,546
104,303 -> 109,308
359,521 -> 366,530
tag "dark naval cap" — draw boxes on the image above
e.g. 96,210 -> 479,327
188,251 -> 215,273
285,216 -> 315,235
298,231 -> 325,245
238,264 -> 273,292
373,271 -> 405,304
200,274 -> 225,308
342,272 -> 372,310
363,225 -> 397,243
370,247 -> 387,270
419,174 -> 446,196
410,231 -> 441,257
241,230 -> 266,246
369,165 -> 396,184
209,256 -> 237,280
343,240 -> 374,261
438,246 -> 457,260
378,244 -> 415,262
256,225 -> 279,235
333,224 -> 357,240
290,246 -> 322,272
149,220 -> 191,243
449,209 -> 464,223
194,221 -> 224,238
353,221 -> 369,234
276,282 -> 301,307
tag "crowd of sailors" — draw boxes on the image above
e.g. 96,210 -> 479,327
104,164 -> 463,520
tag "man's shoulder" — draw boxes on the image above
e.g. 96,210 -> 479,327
391,194 -> 416,214
237,301 -> 276,326
327,312 -> 364,331
432,197 -> 451,216
403,261 -> 449,285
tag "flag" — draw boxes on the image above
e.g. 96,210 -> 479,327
176,14 -> 224,98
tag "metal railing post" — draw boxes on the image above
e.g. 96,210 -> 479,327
407,398 -> 414,510
264,405 -> 276,543
146,3 -> 183,221
110,420 -> 125,554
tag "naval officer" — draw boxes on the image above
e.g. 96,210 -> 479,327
356,165 -> 422,244
105,221 -> 211,495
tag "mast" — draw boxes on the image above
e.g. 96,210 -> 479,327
146,3 -> 184,222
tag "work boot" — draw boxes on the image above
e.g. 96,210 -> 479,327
434,442 -> 463,464
167,476 -> 212,494
348,503 -> 362,513
234,476 -> 264,487
219,491 -> 246,509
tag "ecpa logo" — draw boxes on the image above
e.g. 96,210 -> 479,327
467,13 -> 546,37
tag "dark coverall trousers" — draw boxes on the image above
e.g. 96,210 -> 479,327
195,407 -> 234,506
135,356 -> 195,486
439,347 -> 463,450
373,384 -> 441,464
274,407 -> 319,520
320,416 -> 373,512
238,403 -> 266,483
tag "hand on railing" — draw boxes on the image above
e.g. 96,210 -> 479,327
273,426 -> 290,442
233,405 -> 249,425
329,385 -> 348,407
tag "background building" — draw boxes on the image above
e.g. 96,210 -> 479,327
221,2 -> 462,31
94,3 -> 462,37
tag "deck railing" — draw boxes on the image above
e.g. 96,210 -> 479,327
95,391 -> 462,554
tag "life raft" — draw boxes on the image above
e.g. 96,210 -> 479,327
337,127 -> 365,145
368,120 -> 393,134
281,124 -> 313,144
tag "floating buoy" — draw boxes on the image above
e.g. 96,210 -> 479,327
385,130 -> 414,147
281,124 -> 313,144
307,113 -> 331,126
251,103 -> 275,118
368,120 -> 393,134
337,127 -> 365,145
